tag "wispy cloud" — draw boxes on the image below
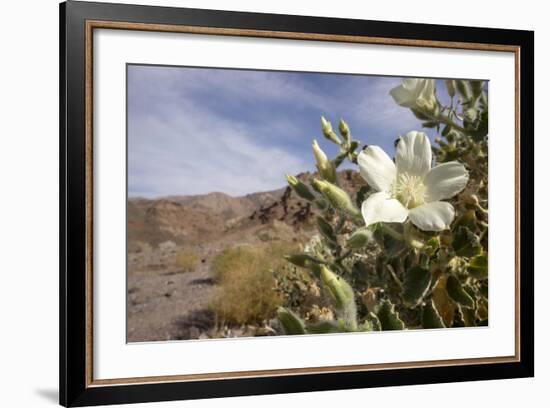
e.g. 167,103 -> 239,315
127,66 -> 447,198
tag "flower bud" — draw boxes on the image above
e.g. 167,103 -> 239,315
470,80 -> 483,97
338,119 -> 351,143
321,116 -> 342,144
390,78 -> 438,115
284,253 -> 316,268
463,194 -> 480,206
312,140 -> 337,183
277,307 -> 306,335
347,227 -> 374,249
286,174 -> 316,201
456,80 -> 472,101
445,80 -> 456,98
463,108 -> 477,122
311,179 -> 361,218
320,265 -> 354,310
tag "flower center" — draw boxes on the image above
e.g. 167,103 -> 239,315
393,173 -> 426,209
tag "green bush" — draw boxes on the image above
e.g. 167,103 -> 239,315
279,79 -> 489,335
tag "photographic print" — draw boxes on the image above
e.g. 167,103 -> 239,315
126,65 -> 488,343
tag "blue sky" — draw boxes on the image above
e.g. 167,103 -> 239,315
127,65 -> 451,198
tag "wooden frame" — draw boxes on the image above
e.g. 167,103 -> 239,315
60,1 -> 534,406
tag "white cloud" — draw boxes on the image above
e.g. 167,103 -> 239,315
129,96 -> 308,197
127,67 -> 437,198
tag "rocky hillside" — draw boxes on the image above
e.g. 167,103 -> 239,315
128,169 -> 366,251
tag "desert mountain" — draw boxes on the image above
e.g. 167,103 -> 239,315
128,169 -> 366,251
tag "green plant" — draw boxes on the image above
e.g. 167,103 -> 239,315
279,78 -> 489,334
175,249 -> 199,272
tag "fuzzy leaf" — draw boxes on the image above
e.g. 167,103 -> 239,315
458,305 -> 476,326
365,311 -> 382,331
422,299 -> 446,329
377,299 -> 405,331
480,281 -> 489,299
432,277 -> 456,327
452,226 -> 481,257
446,275 -> 475,308
316,216 -> 336,242
402,266 -> 432,307
467,254 -> 488,279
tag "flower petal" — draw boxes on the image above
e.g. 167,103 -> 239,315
395,131 -> 432,177
389,84 -> 415,107
419,79 -> 435,99
408,201 -> 455,231
357,146 -> 396,192
424,161 -> 469,202
361,191 -> 408,227
402,78 -> 420,90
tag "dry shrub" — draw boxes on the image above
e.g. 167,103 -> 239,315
210,241 -> 298,325
175,249 -> 199,272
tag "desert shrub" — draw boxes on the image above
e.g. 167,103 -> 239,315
175,249 -> 199,272
210,242 -> 298,325
278,79 -> 489,335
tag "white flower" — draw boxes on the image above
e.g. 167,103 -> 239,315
390,78 -> 437,112
358,131 -> 469,232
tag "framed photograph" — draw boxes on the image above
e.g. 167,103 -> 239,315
60,1 -> 534,406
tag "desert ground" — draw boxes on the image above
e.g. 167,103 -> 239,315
126,170 -> 365,342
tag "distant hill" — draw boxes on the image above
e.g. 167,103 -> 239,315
127,169 -> 367,251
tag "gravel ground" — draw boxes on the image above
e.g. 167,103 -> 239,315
127,242 -> 220,343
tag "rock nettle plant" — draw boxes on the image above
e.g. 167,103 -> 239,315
278,78 -> 489,334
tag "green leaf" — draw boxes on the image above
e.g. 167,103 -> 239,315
458,304 -> 476,326
316,216 -> 336,242
402,266 -> 432,307
452,226 -> 481,257
284,253 -> 319,268
480,281 -> 489,299
422,300 -> 446,329
277,307 -> 306,335
365,311 -> 382,331
377,299 -> 405,331
467,254 -> 488,279
446,275 -> 475,308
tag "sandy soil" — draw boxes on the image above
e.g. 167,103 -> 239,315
127,241 -> 222,342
